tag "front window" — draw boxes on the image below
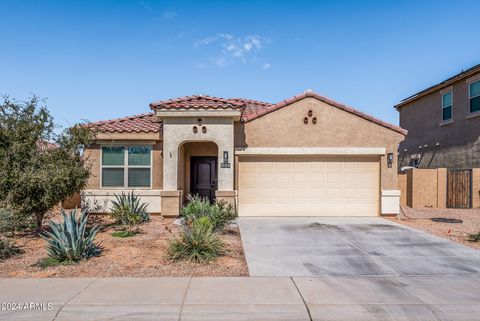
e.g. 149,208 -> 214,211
441,91 -> 452,121
470,80 -> 480,113
102,146 -> 152,188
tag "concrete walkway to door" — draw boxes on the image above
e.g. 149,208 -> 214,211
238,217 -> 480,276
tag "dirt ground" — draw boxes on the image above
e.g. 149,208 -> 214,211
389,207 -> 480,250
0,215 -> 249,278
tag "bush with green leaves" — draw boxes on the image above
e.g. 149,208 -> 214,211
168,223 -> 224,263
0,96 -> 96,233
0,238 -> 21,260
110,192 -> 149,229
41,209 -> 101,262
181,194 -> 236,232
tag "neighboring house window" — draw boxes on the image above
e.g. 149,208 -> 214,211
441,91 -> 452,121
470,80 -> 480,113
102,146 -> 152,188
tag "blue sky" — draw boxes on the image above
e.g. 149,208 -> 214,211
1,0 -> 479,128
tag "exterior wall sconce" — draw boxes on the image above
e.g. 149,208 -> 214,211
303,117 -> 308,124
193,126 -> 198,134
308,110 -> 313,117
387,153 -> 394,168
202,126 -> 207,133
312,117 -> 317,124
223,151 -> 228,163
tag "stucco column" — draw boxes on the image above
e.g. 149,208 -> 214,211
162,136 -> 178,191
216,142 -> 234,191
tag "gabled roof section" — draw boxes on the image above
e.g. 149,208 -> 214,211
86,113 -> 162,133
150,95 -> 245,110
395,64 -> 480,109
241,91 -> 407,135
87,91 -> 405,135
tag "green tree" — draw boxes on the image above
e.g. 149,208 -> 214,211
0,96 -> 95,233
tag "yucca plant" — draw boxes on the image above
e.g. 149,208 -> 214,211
41,209 -> 101,262
110,192 -> 149,228
168,223 -> 224,263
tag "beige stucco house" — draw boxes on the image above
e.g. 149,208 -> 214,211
84,90 -> 406,217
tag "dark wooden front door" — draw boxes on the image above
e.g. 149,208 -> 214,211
191,157 -> 217,203
447,169 -> 472,208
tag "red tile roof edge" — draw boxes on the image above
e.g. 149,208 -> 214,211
86,112 -> 162,133
149,94 -> 245,109
241,91 -> 407,135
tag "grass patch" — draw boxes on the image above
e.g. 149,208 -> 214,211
468,232 -> 480,242
36,257 -> 75,268
111,230 -> 136,238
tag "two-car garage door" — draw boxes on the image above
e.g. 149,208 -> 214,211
238,156 -> 380,216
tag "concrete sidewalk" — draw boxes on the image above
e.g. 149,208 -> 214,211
1,276 -> 480,321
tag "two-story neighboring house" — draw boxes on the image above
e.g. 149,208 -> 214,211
396,64 -> 480,169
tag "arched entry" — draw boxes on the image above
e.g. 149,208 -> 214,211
178,141 -> 218,203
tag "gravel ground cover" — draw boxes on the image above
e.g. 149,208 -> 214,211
0,215 -> 248,278
389,207 -> 480,250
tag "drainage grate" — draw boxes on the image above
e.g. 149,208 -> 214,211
430,217 -> 463,224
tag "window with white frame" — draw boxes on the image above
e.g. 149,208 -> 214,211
470,80 -> 480,113
441,91 -> 453,121
101,146 -> 152,188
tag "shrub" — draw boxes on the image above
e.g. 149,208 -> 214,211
192,216 -> 214,232
111,230 -> 136,238
180,195 -> 210,222
468,232 -> 480,242
168,224 -> 224,263
208,200 -> 236,232
0,238 -> 21,259
110,192 -> 149,229
41,208 -> 101,262
181,194 -> 236,232
0,96 -> 96,233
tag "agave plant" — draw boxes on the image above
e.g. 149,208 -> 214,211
110,192 -> 149,228
41,209 -> 101,262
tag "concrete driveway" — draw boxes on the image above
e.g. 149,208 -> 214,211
238,217 -> 480,276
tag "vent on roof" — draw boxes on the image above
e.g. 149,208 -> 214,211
304,89 -> 313,93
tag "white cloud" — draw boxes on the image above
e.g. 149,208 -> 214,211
194,33 -> 270,67
162,10 -> 177,20
262,63 -> 271,69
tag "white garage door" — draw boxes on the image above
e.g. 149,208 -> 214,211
238,156 -> 379,216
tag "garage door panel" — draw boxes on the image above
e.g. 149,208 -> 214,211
238,156 -> 379,217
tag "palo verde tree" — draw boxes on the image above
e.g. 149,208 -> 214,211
0,96 -> 95,233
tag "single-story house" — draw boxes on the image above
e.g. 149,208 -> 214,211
84,90 -> 406,217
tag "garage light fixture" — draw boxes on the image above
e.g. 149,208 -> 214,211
387,153 -> 393,168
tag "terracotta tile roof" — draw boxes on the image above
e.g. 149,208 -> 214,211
228,98 -> 274,120
150,95 -> 245,110
86,113 -> 161,133
240,91 -> 407,135
87,91 -> 406,135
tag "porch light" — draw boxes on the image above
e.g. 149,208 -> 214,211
193,126 -> 198,134
387,153 -> 393,168
202,126 -> 207,133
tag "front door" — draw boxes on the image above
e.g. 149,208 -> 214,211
191,156 -> 217,202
